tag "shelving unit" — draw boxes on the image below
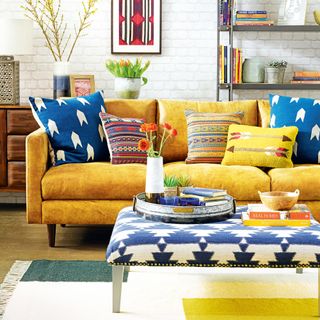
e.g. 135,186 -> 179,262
217,2 -> 320,101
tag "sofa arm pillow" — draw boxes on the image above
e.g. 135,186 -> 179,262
222,124 -> 298,168
185,110 -> 244,164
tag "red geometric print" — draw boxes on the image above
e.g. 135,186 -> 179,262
119,0 -> 154,46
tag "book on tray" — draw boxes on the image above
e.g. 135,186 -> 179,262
242,203 -> 311,227
181,188 -> 229,206
291,71 -> 320,84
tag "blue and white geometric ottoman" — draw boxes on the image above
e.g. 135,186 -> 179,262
106,206 -> 320,313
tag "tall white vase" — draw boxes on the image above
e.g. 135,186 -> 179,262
145,156 -> 164,203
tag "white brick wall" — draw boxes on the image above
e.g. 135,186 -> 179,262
1,0 -> 320,203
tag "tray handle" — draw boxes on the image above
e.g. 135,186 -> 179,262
133,196 -> 137,212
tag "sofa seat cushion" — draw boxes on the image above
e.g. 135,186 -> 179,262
268,164 -> 320,200
42,162 -> 146,200
164,162 -> 270,200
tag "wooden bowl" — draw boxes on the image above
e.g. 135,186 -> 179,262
258,190 -> 299,211
314,10 -> 320,25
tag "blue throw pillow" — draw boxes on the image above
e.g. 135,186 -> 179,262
29,91 -> 109,166
269,94 -> 320,164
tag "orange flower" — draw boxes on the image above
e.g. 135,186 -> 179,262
140,123 -> 148,133
147,123 -> 158,132
162,123 -> 172,130
138,139 -> 150,151
170,128 -> 178,137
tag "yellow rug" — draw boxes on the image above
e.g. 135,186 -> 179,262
184,298 -> 318,320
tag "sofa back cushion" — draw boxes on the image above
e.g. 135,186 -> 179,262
258,100 -> 271,128
105,99 -> 157,124
157,99 -> 259,162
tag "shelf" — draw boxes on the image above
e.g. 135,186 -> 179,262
219,25 -> 320,32
219,83 -> 320,90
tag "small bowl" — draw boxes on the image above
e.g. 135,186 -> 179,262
314,10 -> 320,25
258,190 -> 299,211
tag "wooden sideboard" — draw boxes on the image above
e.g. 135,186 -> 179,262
0,105 -> 39,192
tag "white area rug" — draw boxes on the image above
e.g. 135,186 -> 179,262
0,261 -> 318,320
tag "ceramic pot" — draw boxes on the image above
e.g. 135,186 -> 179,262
164,187 -> 178,197
145,157 -> 164,203
242,58 -> 266,83
53,61 -> 70,99
114,77 -> 143,99
265,67 -> 286,84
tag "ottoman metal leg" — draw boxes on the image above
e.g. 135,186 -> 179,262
112,265 -> 124,313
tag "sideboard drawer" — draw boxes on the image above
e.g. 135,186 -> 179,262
8,161 -> 26,187
7,110 -> 38,134
7,135 -> 26,161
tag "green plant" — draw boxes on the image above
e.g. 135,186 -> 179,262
164,175 -> 180,188
267,60 -> 288,68
105,59 -> 151,85
21,0 -> 98,61
177,175 -> 192,187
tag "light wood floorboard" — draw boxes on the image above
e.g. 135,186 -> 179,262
0,204 -> 113,283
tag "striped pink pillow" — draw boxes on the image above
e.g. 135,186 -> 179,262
100,113 -> 147,164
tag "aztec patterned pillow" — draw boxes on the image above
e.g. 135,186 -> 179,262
185,110 -> 244,164
100,113 -> 147,164
29,91 -> 109,166
222,124 -> 298,168
269,94 -> 320,164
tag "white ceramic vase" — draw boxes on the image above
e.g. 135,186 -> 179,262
145,156 -> 164,203
53,61 -> 70,98
114,77 -> 142,99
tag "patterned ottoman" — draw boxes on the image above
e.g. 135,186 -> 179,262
106,206 -> 320,313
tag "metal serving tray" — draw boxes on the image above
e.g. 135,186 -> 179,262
133,193 -> 236,224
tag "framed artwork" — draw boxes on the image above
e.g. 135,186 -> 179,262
111,0 -> 162,54
278,0 -> 307,25
69,75 -> 95,97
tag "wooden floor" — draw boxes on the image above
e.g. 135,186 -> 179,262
0,204 -> 113,283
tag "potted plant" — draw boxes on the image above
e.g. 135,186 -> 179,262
177,175 -> 192,195
164,175 -> 179,197
22,0 -> 98,98
138,122 -> 178,203
105,58 -> 150,99
265,60 -> 288,84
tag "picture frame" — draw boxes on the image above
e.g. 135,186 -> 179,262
69,75 -> 95,97
111,0 -> 162,54
278,0 -> 307,25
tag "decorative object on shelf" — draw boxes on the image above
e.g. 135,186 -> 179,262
314,10 -> 320,25
242,58 -> 266,83
0,19 -> 33,105
70,75 -> 95,97
258,190 -> 300,211
22,0 -> 98,98
111,0 -> 162,54
164,175 -> 179,197
278,0 -> 307,25
265,60 -> 287,84
106,58 -> 150,99
138,122 -> 178,203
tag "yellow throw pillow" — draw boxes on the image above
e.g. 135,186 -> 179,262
222,124 -> 298,168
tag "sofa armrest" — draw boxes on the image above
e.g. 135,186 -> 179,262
26,129 -> 49,223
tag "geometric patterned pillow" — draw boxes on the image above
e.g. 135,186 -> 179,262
222,124 -> 298,168
269,94 -> 320,164
185,110 -> 244,164
99,113 -> 147,164
29,91 -> 109,166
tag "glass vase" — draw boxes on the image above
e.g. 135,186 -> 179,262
53,61 -> 70,99
145,156 -> 164,203
114,77 -> 141,99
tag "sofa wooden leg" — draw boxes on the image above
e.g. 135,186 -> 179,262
47,224 -> 56,247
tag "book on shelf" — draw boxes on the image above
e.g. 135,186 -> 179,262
242,203 -> 311,227
235,20 -> 274,26
294,71 -> 320,77
220,0 -> 237,26
237,10 -> 267,14
236,14 -> 268,19
219,45 -> 242,84
293,77 -> 320,81
291,80 -> 320,84
236,18 -> 269,21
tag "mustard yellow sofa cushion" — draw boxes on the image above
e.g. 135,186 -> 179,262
222,124 -> 298,168
105,99 -> 157,123
42,162 -> 146,200
268,164 -> 320,200
164,162 -> 270,201
258,100 -> 271,128
158,100 -> 259,162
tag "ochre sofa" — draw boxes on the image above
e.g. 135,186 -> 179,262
26,99 -> 320,246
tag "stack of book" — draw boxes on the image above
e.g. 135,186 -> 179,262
235,10 -> 274,26
242,204 -> 311,227
291,71 -> 320,84
219,0 -> 234,26
181,188 -> 228,207
219,45 -> 243,84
